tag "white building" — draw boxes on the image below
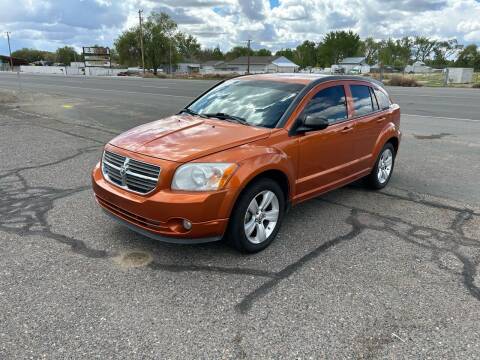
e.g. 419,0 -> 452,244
338,57 -> 371,74
218,56 -> 299,74
405,61 -> 433,74
176,62 -> 200,74
201,60 -> 225,73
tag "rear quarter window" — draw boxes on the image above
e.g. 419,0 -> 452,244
374,88 -> 391,110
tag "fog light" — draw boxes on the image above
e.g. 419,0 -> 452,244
182,219 -> 192,230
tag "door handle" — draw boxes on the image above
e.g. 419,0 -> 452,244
376,117 -> 386,123
341,126 -> 353,133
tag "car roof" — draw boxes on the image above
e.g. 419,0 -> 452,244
238,73 -> 386,89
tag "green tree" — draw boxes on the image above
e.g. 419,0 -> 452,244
114,12 -> 181,74
143,12 -> 179,74
11,48 -> 55,63
225,46 -> 254,60
55,46 -> 79,65
275,48 -> 296,63
378,37 -> 411,68
176,33 -> 201,61
359,37 -> 381,65
109,48 -> 119,64
411,36 -> 436,62
115,29 -> 142,67
294,40 -> 317,68
317,30 -> 362,66
429,39 -> 462,67
197,46 -> 224,61
455,44 -> 480,70
255,48 -> 272,56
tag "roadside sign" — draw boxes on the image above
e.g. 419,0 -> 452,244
83,47 -> 111,67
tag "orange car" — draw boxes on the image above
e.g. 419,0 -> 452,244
92,74 -> 401,252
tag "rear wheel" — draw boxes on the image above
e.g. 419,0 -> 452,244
366,143 -> 395,189
227,178 -> 285,253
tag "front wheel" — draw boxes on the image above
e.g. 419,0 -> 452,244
226,178 -> 285,253
366,143 -> 395,189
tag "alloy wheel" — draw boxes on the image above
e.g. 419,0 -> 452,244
377,148 -> 393,184
244,190 -> 279,244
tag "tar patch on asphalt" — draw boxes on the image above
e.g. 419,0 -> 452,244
114,251 -> 153,268
414,132 -> 451,140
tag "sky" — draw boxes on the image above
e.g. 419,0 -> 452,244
1,0 -> 480,56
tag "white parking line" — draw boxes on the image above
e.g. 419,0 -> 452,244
403,113 -> 480,123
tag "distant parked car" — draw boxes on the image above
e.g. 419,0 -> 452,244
92,74 -> 401,252
117,70 -> 141,77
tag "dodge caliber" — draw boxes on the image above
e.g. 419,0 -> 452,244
92,74 -> 401,252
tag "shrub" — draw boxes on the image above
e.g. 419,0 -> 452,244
472,83 -> 480,88
388,75 -> 421,87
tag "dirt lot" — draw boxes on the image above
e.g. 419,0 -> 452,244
1,76 -> 480,358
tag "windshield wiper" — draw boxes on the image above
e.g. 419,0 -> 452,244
180,108 -> 207,118
203,112 -> 248,125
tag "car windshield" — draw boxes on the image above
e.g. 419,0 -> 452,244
187,79 -> 305,128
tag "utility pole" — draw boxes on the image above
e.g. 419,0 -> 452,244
138,9 -> 146,75
5,32 -> 13,71
246,39 -> 252,75
169,40 -> 172,78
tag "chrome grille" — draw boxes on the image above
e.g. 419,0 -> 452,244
102,150 -> 160,194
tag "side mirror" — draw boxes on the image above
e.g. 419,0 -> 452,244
295,114 -> 329,133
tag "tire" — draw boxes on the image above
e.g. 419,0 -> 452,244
226,178 -> 285,253
366,143 -> 396,189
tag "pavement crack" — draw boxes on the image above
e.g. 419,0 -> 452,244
236,191 -> 480,314
0,169 -> 111,259
0,146 -> 99,176
235,209 -> 364,314
12,107 -> 119,135
451,210 -> 474,237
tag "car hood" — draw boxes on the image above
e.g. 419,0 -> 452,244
109,114 -> 271,162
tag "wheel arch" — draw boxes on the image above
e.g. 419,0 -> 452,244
386,136 -> 399,154
246,169 -> 290,204
227,167 -> 292,219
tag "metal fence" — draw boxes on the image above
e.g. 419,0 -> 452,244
0,63 -> 11,71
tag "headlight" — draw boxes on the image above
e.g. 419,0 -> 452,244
171,163 -> 237,191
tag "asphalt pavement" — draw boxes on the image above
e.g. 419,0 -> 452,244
1,72 -> 480,359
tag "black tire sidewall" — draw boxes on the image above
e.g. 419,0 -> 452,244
369,143 -> 395,189
227,178 -> 285,253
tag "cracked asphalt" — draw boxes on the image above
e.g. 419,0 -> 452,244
1,73 -> 480,359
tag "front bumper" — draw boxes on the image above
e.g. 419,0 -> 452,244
101,208 -> 222,244
92,161 -> 235,243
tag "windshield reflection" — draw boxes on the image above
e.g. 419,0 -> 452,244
188,79 -> 305,128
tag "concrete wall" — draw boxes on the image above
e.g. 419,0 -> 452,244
20,65 -> 69,75
447,68 -> 474,84
19,65 -> 127,76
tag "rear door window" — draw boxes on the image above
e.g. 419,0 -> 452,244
374,88 -> 391,110
350,85 -> 374,117
303,85 -> 348,124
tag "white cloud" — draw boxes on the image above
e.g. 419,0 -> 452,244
1,0 -> 479,55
